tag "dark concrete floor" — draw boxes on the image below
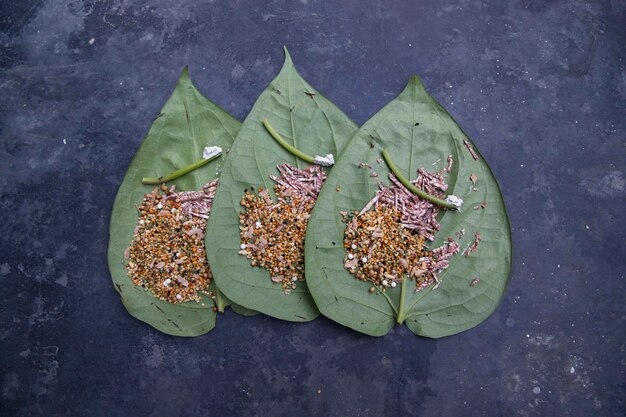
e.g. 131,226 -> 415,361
1,1 -> 624,416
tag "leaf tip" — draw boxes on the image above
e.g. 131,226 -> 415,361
400,74 -> 428,100
282,45 -> 293,65
408,74 -> 425,88
276,46 -> 298,80
178,66 -> 193,86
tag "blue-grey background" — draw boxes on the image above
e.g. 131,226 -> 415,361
1,1 -> 624,416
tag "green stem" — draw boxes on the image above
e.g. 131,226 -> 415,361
215,288 -> 227,313
142,152 -> 221,185
396,277 -> 408,325
262,119 -> 316,164
381,149 -> 457,210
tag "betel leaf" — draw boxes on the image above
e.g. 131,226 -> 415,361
205,48 -> 358,322
107,67 -> 243,336
305,76 -> 512,338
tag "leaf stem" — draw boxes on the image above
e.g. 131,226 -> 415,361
142,153 -> 221,185
381,149 -> 458,210
262,119 -> 316,164
396,277 -> 408,324
215,288 -> 227,313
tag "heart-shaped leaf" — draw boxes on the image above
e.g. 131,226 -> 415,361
305,76 -> 512,337
108,68 -> 243,336
205,48 -> 358,321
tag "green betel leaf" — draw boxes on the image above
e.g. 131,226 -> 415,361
107,67 -> 243,336
205,48 -> 358,322
305,76 -> 512,337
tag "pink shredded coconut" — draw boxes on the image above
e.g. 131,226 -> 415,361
162,179 -> 219,218
270,163 -> 326,200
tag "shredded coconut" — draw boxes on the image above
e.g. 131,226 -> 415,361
445,195 -> 464,209
314,153 -> 335,166
202,146 -> 223,160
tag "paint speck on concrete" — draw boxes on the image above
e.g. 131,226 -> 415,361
528,334 -> 556,347
580,170 -> 625,197
231,64 -> 246,81
55,273 -> 68,287
43,346 -> 59,356
144,344 -> 165,368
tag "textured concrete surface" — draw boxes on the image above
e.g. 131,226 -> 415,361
1,1 -> 624,416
